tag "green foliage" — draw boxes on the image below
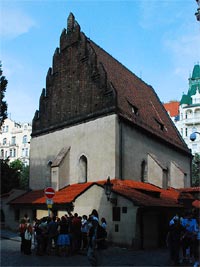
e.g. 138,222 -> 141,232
1,159 -> 20,194
1,159 -> 29,194
0,62 -> 8,127
192,153 -> 200,187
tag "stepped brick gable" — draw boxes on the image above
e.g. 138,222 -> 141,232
32,13 -> 189,154
32,13 -> 116,136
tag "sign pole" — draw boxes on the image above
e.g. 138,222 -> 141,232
44,187 -> 55,216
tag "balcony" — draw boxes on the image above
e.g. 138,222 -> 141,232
182,116 -> 200,126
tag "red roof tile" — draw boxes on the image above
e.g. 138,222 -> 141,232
192,200 -> 200,209
10,179 -> 194,208
163,101 -> 179,117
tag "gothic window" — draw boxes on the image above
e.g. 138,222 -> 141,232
78,155 -> 87,183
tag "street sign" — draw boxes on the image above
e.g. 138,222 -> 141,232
46,198 -> 54,205
44,187 -> 55,199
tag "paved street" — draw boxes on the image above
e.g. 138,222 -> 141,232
0,229 -> 172,267
1,237 -> 171,267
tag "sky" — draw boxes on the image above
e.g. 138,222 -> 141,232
1,0 -> 200,123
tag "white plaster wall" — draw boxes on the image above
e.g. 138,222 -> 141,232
73,185 -> 137,247
169,162 -> 185,188
122,122 -> 191,187
147,155 -> 163,188
30,115 -> 117,190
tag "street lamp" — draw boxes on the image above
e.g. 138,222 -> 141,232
104,176 -> 113,201
190,132 -> 200,141
195,0 -> 200,21
104,177 -> 117,205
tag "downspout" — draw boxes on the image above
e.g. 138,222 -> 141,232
119,119 -> 123,180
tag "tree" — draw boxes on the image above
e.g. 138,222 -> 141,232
1,159 -> 29,194
1,159 -> 20,194
192,153 -> 200,187
10,159 -> 29,189
0,62 -> 8,127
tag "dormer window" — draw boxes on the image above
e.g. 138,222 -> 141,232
155,118 -> 165,131
127,100 -> 139,115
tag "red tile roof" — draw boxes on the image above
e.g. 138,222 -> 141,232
163,101 -> 179,117
192,200 -> 200,209
89,41 -> 189,153
10,179 -> 198,208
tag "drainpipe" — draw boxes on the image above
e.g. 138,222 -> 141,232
119,120 -> 123,180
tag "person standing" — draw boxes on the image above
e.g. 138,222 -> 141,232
181,211 -> 198,264
81,215 -> 89,250
19,218 -> 26,253
87,216 -> 99,266
24,219 -> 33,255
47,215 -> 59,255
193,215 -> 200,267
166,216 -> 185,266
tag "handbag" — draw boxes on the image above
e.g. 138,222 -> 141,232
24,229 -> 32,240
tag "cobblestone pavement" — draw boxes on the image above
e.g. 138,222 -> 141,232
0,229 -> 192,267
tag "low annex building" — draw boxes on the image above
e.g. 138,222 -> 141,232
9,179 -> 199,248
6,13 -> 196,248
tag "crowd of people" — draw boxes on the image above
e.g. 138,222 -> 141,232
166,209 -> 200,267
18,209 -> 107,265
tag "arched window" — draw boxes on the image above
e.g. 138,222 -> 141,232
78,155 -> 87,183
3,138 -> 7,145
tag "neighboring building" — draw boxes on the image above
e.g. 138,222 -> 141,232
0,118 -> 32,165
164,64 -> 200,155
163,101 -> 179,124
5,13 -> 195,248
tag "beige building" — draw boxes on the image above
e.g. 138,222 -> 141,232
5,13 -> 196,248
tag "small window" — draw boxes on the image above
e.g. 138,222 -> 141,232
3,138 -> 7,145
113,207 -> 120,221
115,224 -> 119,232
78,155 -> 87,183
155,118 -> 164,131
127,100 -> 139,115
23,135 -> 27,144
25,148 -> 29,157
11,136 -> 16,145
122,207 -> 127,213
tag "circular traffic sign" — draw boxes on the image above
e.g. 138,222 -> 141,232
44,187 -> 55,199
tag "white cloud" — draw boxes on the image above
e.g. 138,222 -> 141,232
0,7 -> 36,39
164,31 -> 200,80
